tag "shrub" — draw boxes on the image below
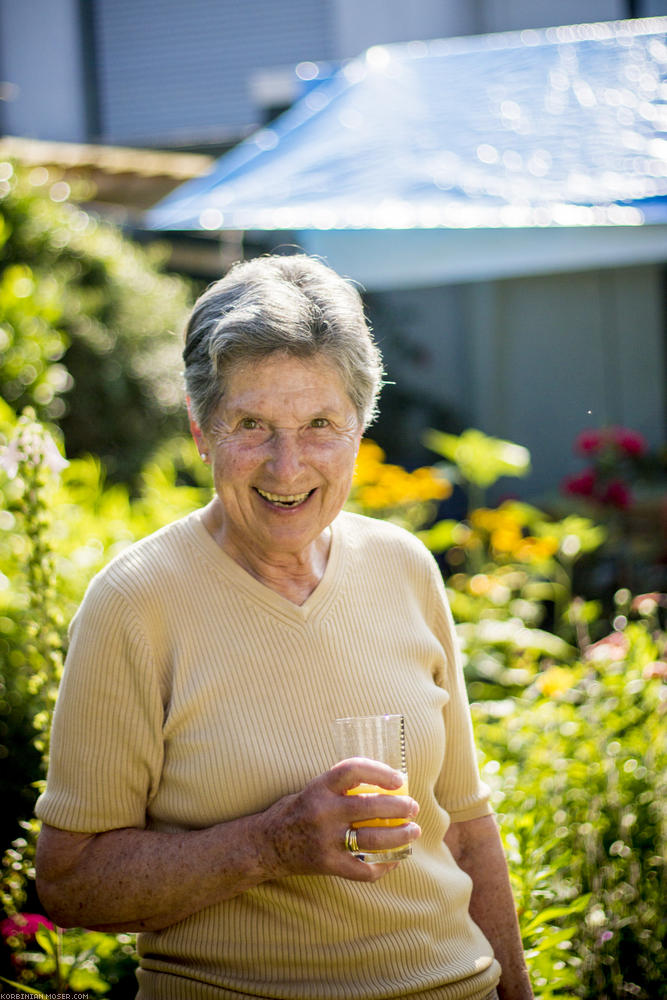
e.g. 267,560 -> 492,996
475,612 -> 667,998
0,161 -> 194,483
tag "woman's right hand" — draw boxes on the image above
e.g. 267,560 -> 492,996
35,761 -> 420,933
256,758 -> 421,882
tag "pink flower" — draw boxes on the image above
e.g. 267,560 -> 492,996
0,439 -> 20,478
585,631 -> 629,662
0,913 -> 54,940
0,426 -> 68,479
643,661 -> 667,680
602,478 -> 633,509
563,469 -> 596,497
575,430 -> 604,455
612,427 -> 647,457
575,425 -> 647,460
631,592 -> 666,612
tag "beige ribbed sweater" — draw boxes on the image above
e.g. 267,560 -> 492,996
37,510 -> 500,1000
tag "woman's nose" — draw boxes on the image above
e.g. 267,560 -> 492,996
266,430 -> 305,479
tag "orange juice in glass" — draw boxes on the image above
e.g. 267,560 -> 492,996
334,714 -> 411,862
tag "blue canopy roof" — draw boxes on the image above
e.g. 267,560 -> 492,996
146,16 -> 667,235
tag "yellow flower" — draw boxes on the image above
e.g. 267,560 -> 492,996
470,508 -> 500,533
353,440 -> 386,485
536,666 -> 575,698
491,525 -> 523,554
515,536 -> 559,563
351,439 -> 451,509
357,484 -> 393,509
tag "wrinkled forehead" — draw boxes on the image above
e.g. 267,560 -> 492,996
213,352 -> 360,425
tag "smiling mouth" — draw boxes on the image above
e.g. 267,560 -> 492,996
255,487 -> 314,508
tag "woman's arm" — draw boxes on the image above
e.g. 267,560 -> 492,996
37,816 -> 278,933
36,759 -> 420,933
444,813 -> 533,1000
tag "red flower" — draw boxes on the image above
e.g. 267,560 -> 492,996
602,478 -> 633,509
575,430 -> 604,455
575,425 -> 647,459
0,913 -> 54,940
612,427 -> 647,457
563,469 -> 596,497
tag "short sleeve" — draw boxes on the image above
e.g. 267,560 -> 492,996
426,558 -> 492,823
35,572 -> 165,833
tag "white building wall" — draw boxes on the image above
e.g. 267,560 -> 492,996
330,0 -> 647,59
331,0 -> 477,59
377,264 -> 666,497
484,265 -> 666,496
479,0 -> 628,35
0,0 -> 88,141
93,0 -> 334,145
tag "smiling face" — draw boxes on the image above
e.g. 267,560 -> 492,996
192,352 -> 363,567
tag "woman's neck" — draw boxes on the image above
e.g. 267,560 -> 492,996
201,501 -> 331,605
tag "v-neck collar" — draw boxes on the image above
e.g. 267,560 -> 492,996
186,508 -> 346,625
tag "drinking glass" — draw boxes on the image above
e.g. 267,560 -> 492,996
333,713 -> 411,862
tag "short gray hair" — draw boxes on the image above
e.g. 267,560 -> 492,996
183,255 -> 383,431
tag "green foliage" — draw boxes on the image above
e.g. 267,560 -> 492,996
423,427 -> 530,510
475,621 -> 666,998
0,160 -> 194,482
417,500 -> 606,699
0,407 -> 68,856
1,921 -> 137,996
0,263 -> 70,421
415,432 -> 613,700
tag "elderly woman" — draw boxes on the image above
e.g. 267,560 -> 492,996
35,255 -> 532,1000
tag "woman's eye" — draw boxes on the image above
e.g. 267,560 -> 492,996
310,417 -> 329,428
240,417 -> 260,430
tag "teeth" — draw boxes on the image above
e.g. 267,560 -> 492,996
256,488 -> 311,505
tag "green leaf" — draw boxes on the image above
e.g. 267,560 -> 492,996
0,976 -> 49,998
423,427 -> 531,488
531,925 -> 578,952
522,894 -> 591,933
417,518 -> 462,552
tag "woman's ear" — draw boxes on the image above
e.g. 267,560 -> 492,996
187,397 -> 209,464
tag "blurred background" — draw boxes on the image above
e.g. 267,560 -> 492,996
1,0 -> 666,488
1,4 -> 666,997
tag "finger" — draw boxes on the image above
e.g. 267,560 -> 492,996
328,758 -> 406,794
337,838 -> 406,881
342,857 -> 400,882
342,790 -> 419,824
352,821 -> 421,855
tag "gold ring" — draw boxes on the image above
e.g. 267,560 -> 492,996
344,827 -> 360,854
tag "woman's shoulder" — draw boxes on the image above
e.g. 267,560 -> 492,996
81,510 -> 201,605
337,509 -> 434,566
